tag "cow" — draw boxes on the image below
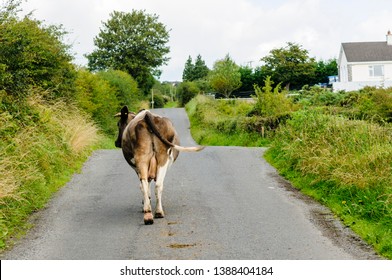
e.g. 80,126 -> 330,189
115,106 -> 204,225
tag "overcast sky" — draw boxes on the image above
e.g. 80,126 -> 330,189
21,0 -> 392,81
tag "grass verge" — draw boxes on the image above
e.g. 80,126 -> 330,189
265,110 -> 392,259
0,95 -> 109,251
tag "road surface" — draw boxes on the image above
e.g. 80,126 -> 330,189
2,108 -> 379,259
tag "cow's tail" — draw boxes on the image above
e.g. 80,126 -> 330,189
172,145 -> 205,152
144,111 -> 204,153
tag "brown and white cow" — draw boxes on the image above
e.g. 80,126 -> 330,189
115,106 -> 203,225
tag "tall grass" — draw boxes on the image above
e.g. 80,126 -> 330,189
265,109 -> 392,258
270,110 -> 392,188
0,94 -> 101,249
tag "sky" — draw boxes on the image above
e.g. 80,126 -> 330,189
20,0 -> 392,81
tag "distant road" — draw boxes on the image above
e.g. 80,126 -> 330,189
3,108 -> 379,259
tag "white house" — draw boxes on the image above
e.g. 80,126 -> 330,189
333,31 -> 392,91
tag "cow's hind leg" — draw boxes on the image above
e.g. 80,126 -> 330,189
140,178 -> 154,225
154,159 -> 170,219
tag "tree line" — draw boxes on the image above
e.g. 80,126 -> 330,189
179,43 -> 337,102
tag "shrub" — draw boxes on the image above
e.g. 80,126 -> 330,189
97,70 -> 140,109
0,14 -> 76,99
151,92 -> 165,108
298,85 -> 345,106
75,69 -> 119,134
252,76 -> 295,117
357,87 -> 392,123
177,81 -> 199,107
297,86 -> 392,124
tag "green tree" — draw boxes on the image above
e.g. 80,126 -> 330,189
182,56 -> 194,81
238,66 -> 255,92
261,42 -> 316,90
86,10 -> 170,94
209,54 -> 242,98
0,0 -> 21,21
315,59 -> 338,84
0,3 -> 76,98
193,54 -> 209,80
182,54 -> 209,81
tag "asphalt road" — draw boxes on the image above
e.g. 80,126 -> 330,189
3,108 -> 380,260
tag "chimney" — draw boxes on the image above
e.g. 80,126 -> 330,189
387,30 -> 392,45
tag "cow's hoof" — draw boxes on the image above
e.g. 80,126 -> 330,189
144,212 -> 154,225
155,212 -> 165,219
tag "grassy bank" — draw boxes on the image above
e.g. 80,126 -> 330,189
186,94 -> 392,259
186,95 -> 271,147
265,110 -> 392,259
0,94 -> 109,251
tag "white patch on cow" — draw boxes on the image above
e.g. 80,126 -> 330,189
167,148 -> 175,165
140,179 -> 152,214
154,158 -> 171,217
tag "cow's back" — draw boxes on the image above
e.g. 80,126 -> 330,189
121,114 -> 179,174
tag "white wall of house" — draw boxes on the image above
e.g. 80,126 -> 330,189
338,46 -> 349,82
383,63 -> 392,80
350,62 -> 392,82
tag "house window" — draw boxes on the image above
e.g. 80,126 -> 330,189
369,65 -> 384,77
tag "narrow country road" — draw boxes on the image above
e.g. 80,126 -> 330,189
2,108 -> 379,260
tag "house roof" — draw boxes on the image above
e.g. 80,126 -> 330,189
342,41 -> 392,62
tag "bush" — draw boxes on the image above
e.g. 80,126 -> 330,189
150,92 -> 165,108
0,14 -> 76,99
97,70 -> 140,109
296,86 -> 392,124
252,76 -> 296,117
356,87 -> 392,123
298,85 -> 345,106
75,69 -> 119,134
177,81 -> 199,107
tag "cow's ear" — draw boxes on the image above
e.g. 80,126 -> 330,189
121,106 -> 129,120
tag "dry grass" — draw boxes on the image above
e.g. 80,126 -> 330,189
28,95 -> 100,153
0,158 -> 20,200
0,95 -> 100,202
